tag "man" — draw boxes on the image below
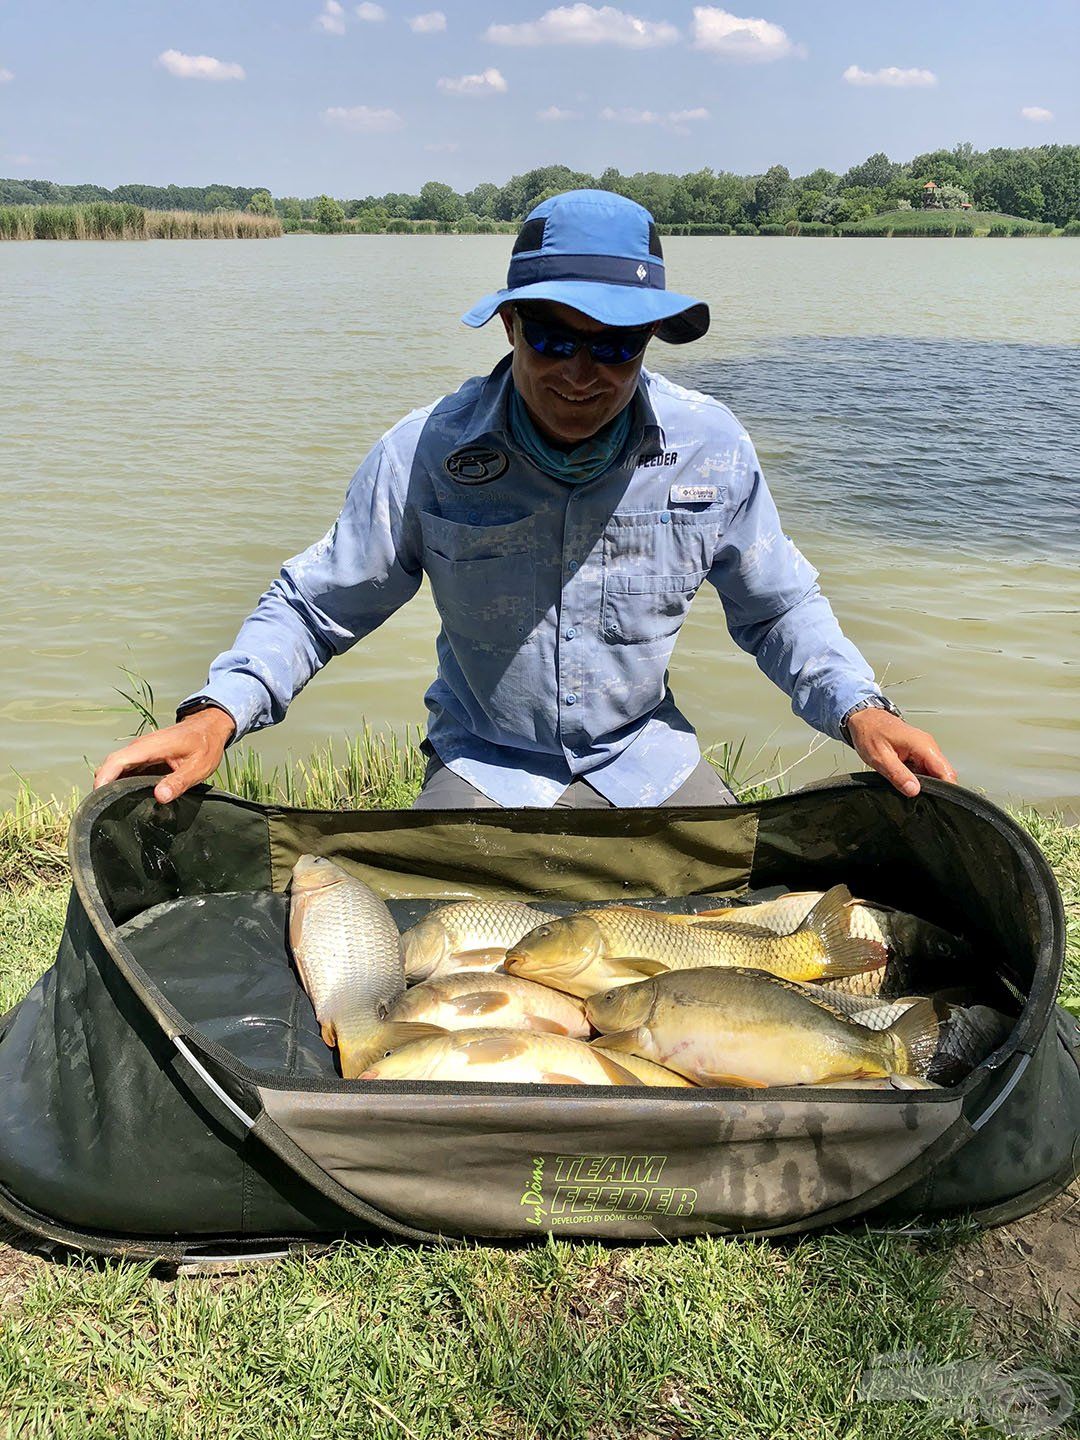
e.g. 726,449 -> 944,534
95,189 -> 956,807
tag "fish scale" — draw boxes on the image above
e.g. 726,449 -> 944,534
288,855 -> 406,1077
403,899 -> 558,980
505,885 -> 884,998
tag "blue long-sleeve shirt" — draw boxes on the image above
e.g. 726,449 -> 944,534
182,355 -> 883,806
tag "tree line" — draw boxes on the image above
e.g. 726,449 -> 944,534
4,144 -> 1078,229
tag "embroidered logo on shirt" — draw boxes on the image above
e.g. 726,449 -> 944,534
670,483 -> 718,503
444,445 -> 510,485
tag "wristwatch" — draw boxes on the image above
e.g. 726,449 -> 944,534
839,695 -> 903,746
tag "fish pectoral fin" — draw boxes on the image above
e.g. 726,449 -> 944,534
449,992 -> 513,1018
589,1028 -> 640,1052
377,1021 -> 448,1054
541,1072 -> 589,1086
524,1017 -> 572,1036
611,957 -> 669,979
697,1072 -> 768,1088
461,1033 -> 532,1065
319,1021 -> 338,1050
448,948 -> 507,968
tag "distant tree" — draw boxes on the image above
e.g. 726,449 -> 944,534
751,165 -> 793,222
416,180 -> 465,224
465,182 -> 499,218
279,197 -> 302,223
841,152 -> 900,191
314,194 -> 345,233
203,186 -> 235,212
247,189 -> 275,216
794,167 -> 840,194
936,183 -> 971,211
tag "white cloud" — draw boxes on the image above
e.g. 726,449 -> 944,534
317,0 -> 347,33
425,140 -> 460,151
157,50 -> 246,80
356,2 -> 386,16
0,68 -> 13,84
1021,105 -> 1053,122
486,5 -> 678,48
601,105 -> 709,133
409,10 -> 446,31
692,7 -> 801,61
323,104 -> 404,130
538,105 -> 582,121
437,67 -> 507,96
843,64 -> 937,88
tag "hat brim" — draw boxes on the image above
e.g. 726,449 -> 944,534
461,280 -> 709,345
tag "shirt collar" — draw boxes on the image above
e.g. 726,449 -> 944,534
458,355 -> 666,464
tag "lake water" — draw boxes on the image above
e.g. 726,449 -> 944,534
1,237 -> 1077,809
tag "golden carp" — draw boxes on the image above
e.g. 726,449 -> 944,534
504,885 -> 884,998
585,966 -> 941,1088
288,855 -> 406,1078
591,1048 -> 698,1087
402,899 -> 558,981
381,971 -> 590,1039
359,1028 -> 640,1086
696,892 -> 971,968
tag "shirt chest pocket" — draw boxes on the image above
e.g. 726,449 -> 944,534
420,511 -> 538,644
601,509 -> 720,646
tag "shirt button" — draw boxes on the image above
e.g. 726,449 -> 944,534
564,627 -> 576,640
565,693 -> 577,706
568,560 -> 578,572
469,512 -> 480,524
660,512 -> 671,524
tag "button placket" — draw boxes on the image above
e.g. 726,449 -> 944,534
559,495 -> 590,763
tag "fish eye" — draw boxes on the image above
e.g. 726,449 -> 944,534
535,925 -> 552,938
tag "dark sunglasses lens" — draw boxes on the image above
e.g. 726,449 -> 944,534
589,330 -> 649,364
521,318 -> 578,359
520,314 -> 650,364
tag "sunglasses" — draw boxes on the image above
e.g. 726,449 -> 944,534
515,309 -> 653,366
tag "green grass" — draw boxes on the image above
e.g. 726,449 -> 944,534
842,208 -> 1056,237
1,743 -> 1077,1438
0,203 -> 282,241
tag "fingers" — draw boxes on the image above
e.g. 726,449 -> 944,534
93,717 -> 228,804
907,740 -> 958,784
845,710 -> 958,799
862,741 -> 922,798
94,732 -> 178,791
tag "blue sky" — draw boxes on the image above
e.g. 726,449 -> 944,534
1,0 -> 1076,194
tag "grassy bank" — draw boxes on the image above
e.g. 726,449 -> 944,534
0,737 -> 1077,1437
0,203 -> 282,240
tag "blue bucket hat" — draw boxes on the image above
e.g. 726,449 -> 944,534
461,189 -> 709,344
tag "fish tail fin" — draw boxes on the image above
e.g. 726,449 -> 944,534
801,884 -> 888,978
886,998 -> 944,1077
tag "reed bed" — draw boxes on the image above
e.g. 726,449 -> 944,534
0,202 -> 282,240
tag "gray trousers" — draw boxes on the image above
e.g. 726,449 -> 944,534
412,747 -> 738,810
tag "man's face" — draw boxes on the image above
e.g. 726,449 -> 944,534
500,300 -> 654,446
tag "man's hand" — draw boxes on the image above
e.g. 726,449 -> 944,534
845,709 -> 957,799
93,706 -> 237,805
